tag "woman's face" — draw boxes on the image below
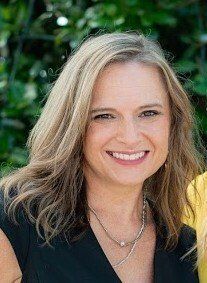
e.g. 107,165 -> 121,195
83,62 -> 170,187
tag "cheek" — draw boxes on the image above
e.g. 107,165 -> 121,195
148,121 -> 170,149
84,123 -> 115,152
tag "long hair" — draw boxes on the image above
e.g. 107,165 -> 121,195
0,32 -> 205,246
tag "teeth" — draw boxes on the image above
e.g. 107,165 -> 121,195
111,151 -> 145,160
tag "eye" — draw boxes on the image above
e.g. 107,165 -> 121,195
139,110 -> 161,118
93,113 -> 115,120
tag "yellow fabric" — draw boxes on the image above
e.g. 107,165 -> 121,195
183,172 -> 207,283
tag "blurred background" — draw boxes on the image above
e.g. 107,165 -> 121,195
0,0 -> 206,176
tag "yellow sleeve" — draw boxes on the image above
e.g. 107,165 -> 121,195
182,173 -> 207,283
183,172 -> 207,231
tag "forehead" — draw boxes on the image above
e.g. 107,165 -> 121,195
91,62 -> 169,108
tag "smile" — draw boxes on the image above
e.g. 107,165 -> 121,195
106,150 -> 149,166
108,151 -> 146,160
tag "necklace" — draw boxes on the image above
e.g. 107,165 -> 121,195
88,194 -> 147,267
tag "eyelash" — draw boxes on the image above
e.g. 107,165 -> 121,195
93,111 -> 160,120
139,110 -> 161,117
93,114 -> 115,120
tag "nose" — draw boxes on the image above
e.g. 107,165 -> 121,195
116,118 -> 142,147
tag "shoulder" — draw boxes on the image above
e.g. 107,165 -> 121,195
0,189 -> 30,272
177,224 -> 196,253
154,225 -> 198,282
158,224 -> 196,257
157,224 -> 196,262
175,225 -> 197,275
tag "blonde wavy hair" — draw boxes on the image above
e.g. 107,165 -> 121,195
0,32 -> 205,246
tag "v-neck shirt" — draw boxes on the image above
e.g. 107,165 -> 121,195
0,195 -> 198,282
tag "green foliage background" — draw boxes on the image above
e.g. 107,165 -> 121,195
0,0 -> 206,175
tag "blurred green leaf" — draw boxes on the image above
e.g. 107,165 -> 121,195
194,75 -> 207,96
175,60 -> 197,73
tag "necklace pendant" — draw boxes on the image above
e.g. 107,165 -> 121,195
120,241 -> 125,247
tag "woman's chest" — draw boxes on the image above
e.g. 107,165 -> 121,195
25,238 -> 155,283
111,246 -> 155,283
23,229 -> 121,283
92,225 -> 156,283
22,226 -> 198,283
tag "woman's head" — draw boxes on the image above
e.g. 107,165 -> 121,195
29,33 -> 196,182
0,32 -> 205,245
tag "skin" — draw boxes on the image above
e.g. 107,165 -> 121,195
84,62 -> 171,282
0,229 -> 22,282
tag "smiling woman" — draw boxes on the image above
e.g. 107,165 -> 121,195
0,32 -> 205,282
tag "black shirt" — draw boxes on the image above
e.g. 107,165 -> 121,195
0,196 -> 198,283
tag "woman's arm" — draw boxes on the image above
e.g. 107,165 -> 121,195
0,229 -> 22,283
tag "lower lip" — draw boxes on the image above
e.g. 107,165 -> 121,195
106,151 -> 149,166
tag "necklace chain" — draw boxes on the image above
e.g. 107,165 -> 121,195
88,194 -> 147,267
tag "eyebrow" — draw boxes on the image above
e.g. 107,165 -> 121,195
90,103 -> 163,113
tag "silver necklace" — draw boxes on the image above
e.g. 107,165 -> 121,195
88,194 -> 147,267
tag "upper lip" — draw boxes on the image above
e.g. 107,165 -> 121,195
107,150 -> 149,154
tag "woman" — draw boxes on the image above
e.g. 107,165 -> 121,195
0,32 -> 203,282
184,172 -> 207,283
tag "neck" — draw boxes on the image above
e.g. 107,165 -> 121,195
86,177 -> 144,225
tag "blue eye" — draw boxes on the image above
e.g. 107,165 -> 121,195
93,114 -> 115,120
139,110 -> 160,118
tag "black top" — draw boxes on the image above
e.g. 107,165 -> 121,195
0,195 -> 198,283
